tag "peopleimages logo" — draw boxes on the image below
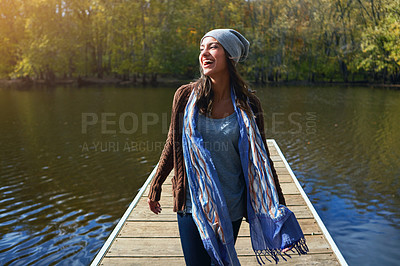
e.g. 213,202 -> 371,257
81,112 -> 169,134
80,112 -> 170,153
269,112 -> 317,135
80,111 -> 317,153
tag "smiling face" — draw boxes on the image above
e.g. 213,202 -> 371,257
199,37 -> 229,79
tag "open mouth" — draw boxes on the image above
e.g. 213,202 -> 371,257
203,59 -> 214,67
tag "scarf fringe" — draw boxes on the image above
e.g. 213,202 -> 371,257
254,238 -> 309,264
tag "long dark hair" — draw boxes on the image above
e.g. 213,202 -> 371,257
195,50 -> 254,116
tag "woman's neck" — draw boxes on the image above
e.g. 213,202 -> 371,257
210,73 -> 230,102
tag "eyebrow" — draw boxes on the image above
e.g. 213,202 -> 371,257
200,42 -> 219,47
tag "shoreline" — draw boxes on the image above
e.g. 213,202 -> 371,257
0,77 -> 399,89
0,77 -> 193,88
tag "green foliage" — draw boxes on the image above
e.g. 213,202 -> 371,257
0,0 -> 399,82
355,0 -> 400,81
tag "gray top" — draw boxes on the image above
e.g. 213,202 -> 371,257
184,112 -> 246,221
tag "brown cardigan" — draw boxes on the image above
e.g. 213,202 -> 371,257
148,83 -> 286,212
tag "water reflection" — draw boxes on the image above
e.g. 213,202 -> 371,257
0,85 -> 399,265
256,85 -> 400,265
0,86 -> 174,265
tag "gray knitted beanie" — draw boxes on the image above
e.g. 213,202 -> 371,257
200,29 -> 250,62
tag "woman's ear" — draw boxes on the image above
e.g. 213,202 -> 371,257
227,57 -> 237,66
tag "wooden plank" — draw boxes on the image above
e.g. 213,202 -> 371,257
277,174 -> 295,183
269,155 -> 282,161
101,257 -> 185,266
119,221 -> 180,238
101,253 -> 339,266
284,194 -> 307,206
138,193 -> 306,208
267,148 -> 279,156
237,218 -> 322,236
119,218 -> 321,238
106,235 -> 331,257
272,161 -> 286,168
275,167 -> 291,175
127,207 -> 177,222
280,182 -> 301,195
144,175 -> 295,197
237,253 -> 340,265
128,205 -> 313,221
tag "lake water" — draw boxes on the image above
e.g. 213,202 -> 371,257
0,84 -> 399,265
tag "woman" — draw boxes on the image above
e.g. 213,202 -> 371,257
148,29 -> 307,265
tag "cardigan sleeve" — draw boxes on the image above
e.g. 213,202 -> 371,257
148,87 -> 182,202
250,94 -> 287,206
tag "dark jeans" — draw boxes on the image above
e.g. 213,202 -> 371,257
177,213 -> 242,266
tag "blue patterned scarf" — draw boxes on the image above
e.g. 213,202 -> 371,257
182,88 -> 308,265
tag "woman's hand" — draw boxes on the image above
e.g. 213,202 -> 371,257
282,245 -> 294,253
147,199 -> 162,214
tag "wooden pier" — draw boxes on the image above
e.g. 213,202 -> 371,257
91,140 -> 347,265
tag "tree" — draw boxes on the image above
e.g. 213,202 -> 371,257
0,0 -> 398,83
356,0 -> 400,82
